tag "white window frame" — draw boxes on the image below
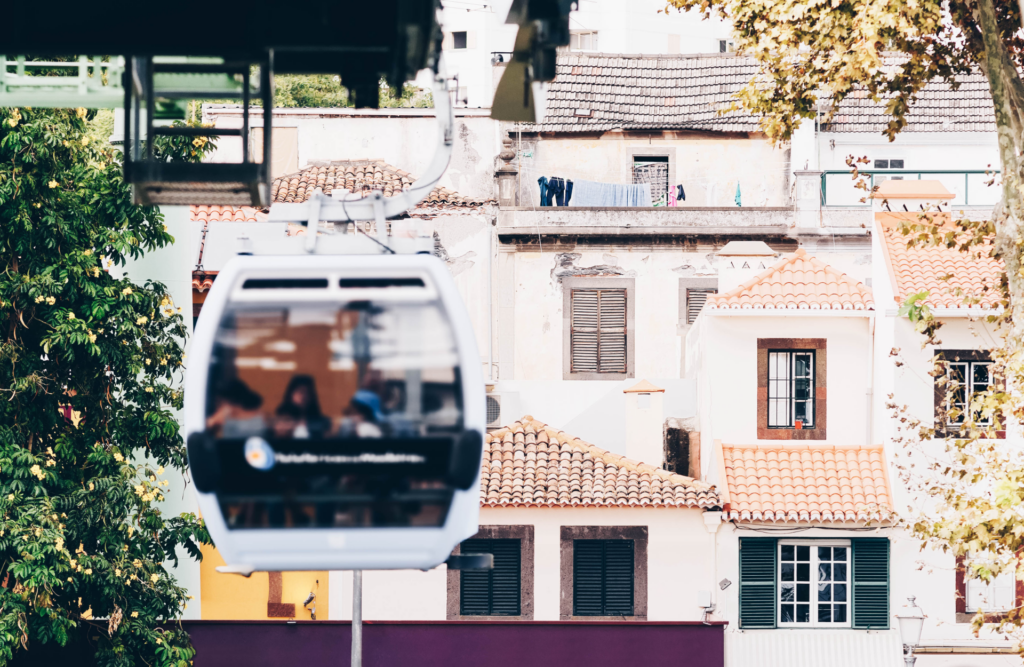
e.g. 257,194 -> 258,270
946,360 -> 993,427
570,31 -> 599,52
778,540 -> 851,628
964,555 -> 1015,613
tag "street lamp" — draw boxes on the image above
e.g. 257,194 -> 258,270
896,596 -> 925,667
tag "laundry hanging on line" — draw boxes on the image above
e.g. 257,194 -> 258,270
547,177 -> 573,206
734,182 -> 742,207
537,176 -> 549,206
571,179 -> 652,207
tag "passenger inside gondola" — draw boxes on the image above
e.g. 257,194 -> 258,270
275,375 -> 331,438
206,379 -> 265,438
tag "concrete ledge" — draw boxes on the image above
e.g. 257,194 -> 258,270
499,207 -> 794,230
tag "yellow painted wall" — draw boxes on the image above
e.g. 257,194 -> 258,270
199,544 -> 329,620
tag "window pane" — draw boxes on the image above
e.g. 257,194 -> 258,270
818,604 -> 833,622
834,548 -> 847,562
781,604 -> 794,623
819,563 -> 832,581
834,583 -> 847,602
781,562 -> 794,581
794,378 -> 811,400
781,544 -> 794,560
818,547 -> 831,561
834,563 -> 847,581
818,582 -> 832,601
834,605 -> 847,622
797,545 -> 810,561
797,584 -> 809,602
889,159 -> 904,169
780,583 -> 795,602
794,353 -> 812,378
797,604 -> 810,622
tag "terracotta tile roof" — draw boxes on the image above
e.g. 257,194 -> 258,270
719,443 -> 893,523
877,214 -> 1003,309
192,272 -> 217,292
481,417 -> 720,508
706,249 -> 874,311
271,160 -> 491,209
190,205 -> 263,223
872,180 -> 954,200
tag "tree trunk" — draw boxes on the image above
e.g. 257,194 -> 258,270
977,0 -> 1024,345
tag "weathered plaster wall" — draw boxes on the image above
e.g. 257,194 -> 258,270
513,136 -> 791,208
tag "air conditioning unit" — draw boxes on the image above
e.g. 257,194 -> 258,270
485,391 -> 521,430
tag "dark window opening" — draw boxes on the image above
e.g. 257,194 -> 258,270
459,538 -> 521,616
573,539 -> 634,616
453,32 -> 468,49
664,427 -> 689,476
632,156 -> 669,205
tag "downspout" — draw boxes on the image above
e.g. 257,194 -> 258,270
703,511 -> 723,621
489,214 -> 495,383
868,314 -> 875,445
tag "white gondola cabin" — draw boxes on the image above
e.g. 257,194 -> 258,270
185,254 -> 484,573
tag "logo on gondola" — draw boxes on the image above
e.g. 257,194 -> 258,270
244,437 -> 276,470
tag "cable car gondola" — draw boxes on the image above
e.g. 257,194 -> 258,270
185,254 -> 485,573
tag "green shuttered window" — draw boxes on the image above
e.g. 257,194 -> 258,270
459,538 -> 522,616
739,538 -> 777,628
739,537 -> 889,630
851,538 -> 890,629
573,539 -> 634,616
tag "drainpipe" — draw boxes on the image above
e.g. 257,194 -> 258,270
489,214 -> 495,383
703,511 -> 724,618
868,314 -> 875,445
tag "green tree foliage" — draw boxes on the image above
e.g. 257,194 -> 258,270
0,106 -> 210,666
664,0 -> 1024,634
272,75 -> 433,108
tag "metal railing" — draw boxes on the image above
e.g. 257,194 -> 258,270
821,170 -> 1001,208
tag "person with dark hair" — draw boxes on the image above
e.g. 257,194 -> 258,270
206,378 -> 265,437
276,375 -> 329,438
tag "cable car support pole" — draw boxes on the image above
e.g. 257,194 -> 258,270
352,570 -> 363,667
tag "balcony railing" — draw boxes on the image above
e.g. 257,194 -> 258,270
821,170 -> 1001,208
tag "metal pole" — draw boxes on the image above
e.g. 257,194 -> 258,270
904,650 -> 916,667
351,570 -> 362,667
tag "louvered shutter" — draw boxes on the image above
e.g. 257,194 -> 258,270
852,538 -> 889,629
739,537 -> 777,628
459,538 -> 521,616
571,289 -> 627,374
573,539 -> 634,616
686,288 -> 717,324
603,540 -> 634,615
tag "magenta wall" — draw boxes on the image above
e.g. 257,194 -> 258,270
183,620 -> 726,667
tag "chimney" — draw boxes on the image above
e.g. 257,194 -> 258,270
624,380 -> 666,467
871,179 -> 952,214
714,241 -> 777,293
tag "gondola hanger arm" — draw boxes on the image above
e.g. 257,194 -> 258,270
268,58 -> 454,226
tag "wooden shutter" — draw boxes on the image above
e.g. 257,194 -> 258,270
571,289 -> 627,374
739,537 -> 777,628
459,538 -> 521,616
686,288 -> 716,324
852,538 -> 889,629
573,539 -> 634,616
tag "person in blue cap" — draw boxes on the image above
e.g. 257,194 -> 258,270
339,389 -> 384,438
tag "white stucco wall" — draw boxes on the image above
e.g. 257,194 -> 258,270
329,506 -> 718,621
695,312 -> 874,476
203,108 -> 499,202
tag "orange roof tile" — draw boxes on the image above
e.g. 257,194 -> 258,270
876,214 -> 1003,309
719,443 -> 893,523
872,180 -> 954,200
482,417 -> 720,509
271,160 -> 491,209
190,205 -> 263,223
706,249 -> 874,311
623,379 -> 665,394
